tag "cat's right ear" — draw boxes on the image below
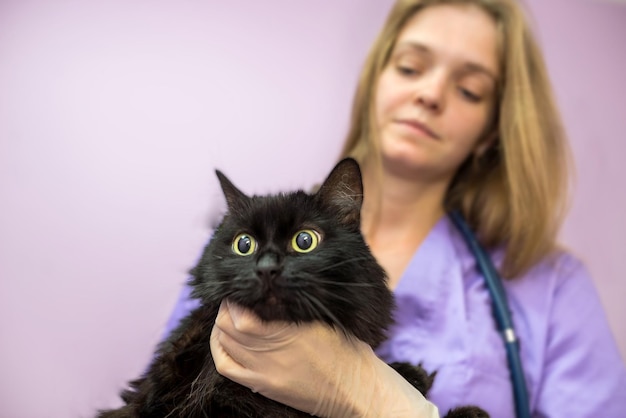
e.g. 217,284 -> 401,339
215,170 -> 249,211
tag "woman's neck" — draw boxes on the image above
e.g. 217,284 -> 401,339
360,160 -> 449,249
357,160 -> 450,289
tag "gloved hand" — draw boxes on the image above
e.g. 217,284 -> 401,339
210,300 -> 440,418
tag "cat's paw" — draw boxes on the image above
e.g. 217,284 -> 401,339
443,406 -> 490,418
388,362 -> 436,396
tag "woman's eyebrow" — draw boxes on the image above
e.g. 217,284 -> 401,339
461,63 -> 498,83
396,41 -> 498,82
396,41 -> 431,56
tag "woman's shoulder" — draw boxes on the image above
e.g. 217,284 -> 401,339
537,247 -> 588,283
498,247 -> 601,330
444,215 -> 590,295
504,247 -> 593,301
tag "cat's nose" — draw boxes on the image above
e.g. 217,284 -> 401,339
256,253 -> 282,280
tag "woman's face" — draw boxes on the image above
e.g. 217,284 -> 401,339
375,4 -> 499,182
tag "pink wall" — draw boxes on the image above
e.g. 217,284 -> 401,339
527,0 -> 626,368
0,1 -> 623,417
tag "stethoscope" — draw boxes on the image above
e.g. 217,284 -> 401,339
448,211 -> 531,418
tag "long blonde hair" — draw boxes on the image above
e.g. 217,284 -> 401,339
340,0 -> 572,278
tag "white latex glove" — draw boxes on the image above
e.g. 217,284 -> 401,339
210,300 -> 440,418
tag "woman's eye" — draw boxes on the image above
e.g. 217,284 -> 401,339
459,87 -> 481,103
291,229 -> 320,253
232,234 -> 257,256
396,65 -> 420,76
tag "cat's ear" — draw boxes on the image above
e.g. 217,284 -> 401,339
316,158 -> 363,227
215,170 -> 249,211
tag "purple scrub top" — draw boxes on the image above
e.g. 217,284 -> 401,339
163,217 -> 626,417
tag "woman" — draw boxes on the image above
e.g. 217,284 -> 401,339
168,0 -> 626,416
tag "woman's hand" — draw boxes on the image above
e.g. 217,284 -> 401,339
210,300 -> 440,418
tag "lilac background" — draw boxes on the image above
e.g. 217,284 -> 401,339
0,1 -> 624,417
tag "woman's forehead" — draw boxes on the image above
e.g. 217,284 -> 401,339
395,4 -> 500,78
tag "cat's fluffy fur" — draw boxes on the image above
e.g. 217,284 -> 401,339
97,159 -> 488,418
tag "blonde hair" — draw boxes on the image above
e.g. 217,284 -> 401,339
340,0 -> 572,278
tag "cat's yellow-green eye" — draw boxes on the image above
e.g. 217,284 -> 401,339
291,229 -> 320,253
232,233 -> 257,256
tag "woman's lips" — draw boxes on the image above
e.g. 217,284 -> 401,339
395,119 -> 440,140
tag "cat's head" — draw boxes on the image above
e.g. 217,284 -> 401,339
190,158 -> 393,345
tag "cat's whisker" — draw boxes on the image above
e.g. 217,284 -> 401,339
299,291 -> 349,335
297,293 -> 327,324
315,257 -> 377,273
309,279 -> 378,288
324,290 -> 364,308
291,294 -> 315,320
284,276 -> 378,289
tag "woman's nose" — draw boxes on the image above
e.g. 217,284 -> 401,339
414,72 -> 446,112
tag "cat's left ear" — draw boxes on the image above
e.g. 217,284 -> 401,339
215,170 -> 249,211
316,158 -> 363,228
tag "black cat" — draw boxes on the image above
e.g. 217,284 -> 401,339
98,158 -> 488,418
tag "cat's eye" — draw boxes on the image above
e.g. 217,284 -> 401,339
291,229 -> 320,253
232,234 -> 257,256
